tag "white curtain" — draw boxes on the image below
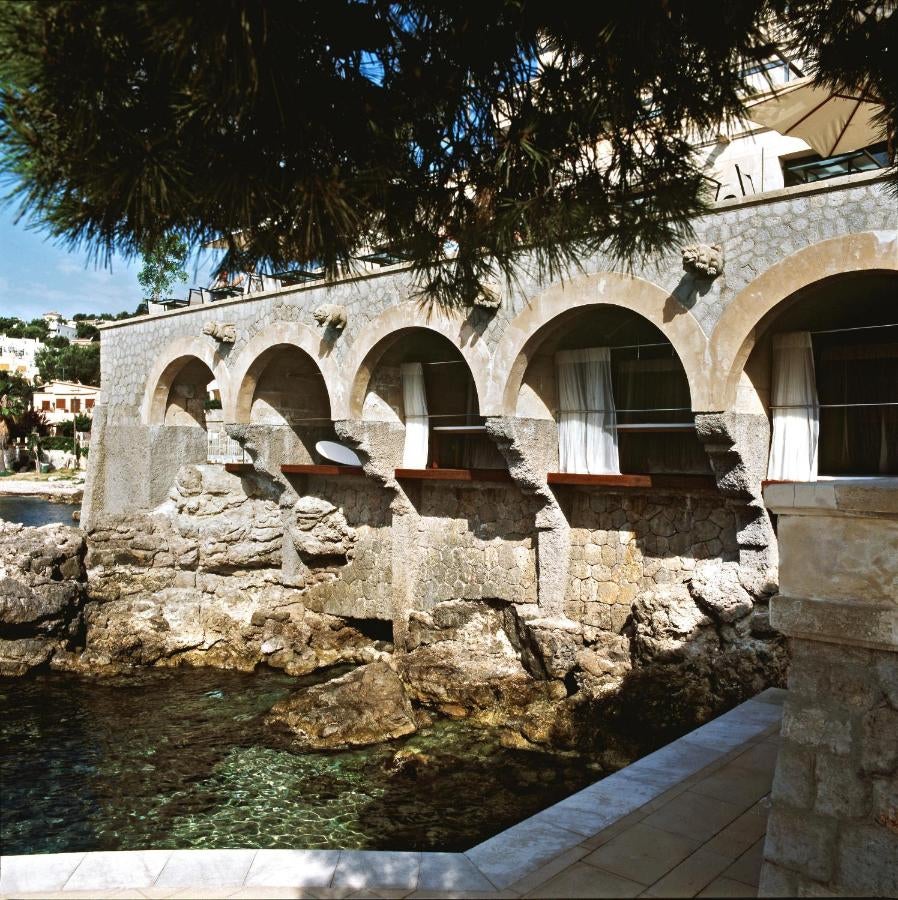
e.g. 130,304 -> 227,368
401,362 -> 429,468
556,348 -> 620,474
768,331 -> 819,481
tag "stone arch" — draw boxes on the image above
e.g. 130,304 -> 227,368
492,271 -> 709,416
710,231 -> 898,410
343,303 -> 492,419
143,336 -> 231,425
229,322 -> 336,424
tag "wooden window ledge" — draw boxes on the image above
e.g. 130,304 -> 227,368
395,467 -> 513,483
281,464 -> 365,476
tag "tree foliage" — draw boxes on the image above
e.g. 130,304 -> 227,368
34,342 -> 101,386
137,232 -> 189,301
0,2 -> 894,305
0,371 -> 32,418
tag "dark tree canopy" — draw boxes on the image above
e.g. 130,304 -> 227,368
0,2 -> 894,305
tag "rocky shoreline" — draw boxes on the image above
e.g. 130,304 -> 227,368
0,478 -> 84,500
0,465 -> 788,754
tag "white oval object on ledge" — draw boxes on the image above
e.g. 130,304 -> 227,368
316,441 -> 362,466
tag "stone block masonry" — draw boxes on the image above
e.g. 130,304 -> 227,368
760,480 -> 898,898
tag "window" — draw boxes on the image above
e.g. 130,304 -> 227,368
42,400 -> 51,411
86,398 -> 95,409
554,343 -> 709,475
768,326 -> 898,478
55,398 -> 66,410
816,331 -> 898,475
71,399 -> 81,412
781,142 -> 888,187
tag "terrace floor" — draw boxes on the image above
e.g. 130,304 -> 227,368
0,690 -> 784,900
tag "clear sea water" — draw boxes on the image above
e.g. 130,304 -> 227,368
0,667 -> 610,855
0,494 -> 79,527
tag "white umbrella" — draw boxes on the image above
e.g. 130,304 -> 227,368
746,76 -> 885,158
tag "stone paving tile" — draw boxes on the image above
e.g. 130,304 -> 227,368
505,846 -> 590,894
730,740 -> 781,774
522,861 -> 644,898
155,849 -> 257,888
244,849 -> 340,888
581,823 -> 700,885
226,890 -> 310,899
331,851 -> 421,891
465,819 -> 584,889
406,892 -> 520,899
696,875 -> 758,897
345,890 -> 414,898
703,800 -> 770,859
640,791 -> 747,844
720,837 -> 765,887
0,853 -> 87,894
63,850 -> 172,891
578,810 -> 648,851
638,847 -> 733,898
689,764 -> 774,808
417,854 -> 496,893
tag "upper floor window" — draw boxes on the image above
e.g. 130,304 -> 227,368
781,141 -> 889,187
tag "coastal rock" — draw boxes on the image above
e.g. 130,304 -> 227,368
400,600 -> 564,720
60,583 -> 385,675
0,521 -> 86,675
688,558 -> 755,624
265,660 -> 417,749
630,584 -> 714,661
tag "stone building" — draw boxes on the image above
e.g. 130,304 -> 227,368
78,104 -> 897,895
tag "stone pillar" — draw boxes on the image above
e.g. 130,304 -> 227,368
759,479 -> 898,898
486,416 -> 568,619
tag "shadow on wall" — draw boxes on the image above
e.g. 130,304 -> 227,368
402,481 -> 542,609
553,484 -> 786,738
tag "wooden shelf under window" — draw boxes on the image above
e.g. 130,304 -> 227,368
224,463 -> 253,474
547,472 -> 717,490
281,464 -> 365,477
395,467 -> 513,483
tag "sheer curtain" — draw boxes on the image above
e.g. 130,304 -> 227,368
556,348 -> 619,474
401,362 -> 429,468
768,331 -> 819,481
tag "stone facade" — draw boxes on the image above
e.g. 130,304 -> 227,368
26,171 -> 888,750
760,480 -> 898,898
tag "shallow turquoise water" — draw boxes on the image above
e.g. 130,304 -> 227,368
0,667 -> 609,854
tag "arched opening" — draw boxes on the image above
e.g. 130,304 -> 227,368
360,327 -> 504,470
237,343 -> 335,465
517,306 -> 709,476
245,344 -> 331,426
161,357 -> 218,428
742,271 -> 898,479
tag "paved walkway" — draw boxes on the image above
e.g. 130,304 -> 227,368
0,690 -> 784,899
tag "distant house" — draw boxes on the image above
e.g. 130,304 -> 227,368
0,335 -> 42,383
43,311 -> 77,341
32,380 -> 100,426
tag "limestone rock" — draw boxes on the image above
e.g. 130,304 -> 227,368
400,600 -> 562,719
0,522 -> 86,676
287,496 -> 353,559
631,584 -> 715,661
689,558 -> 754,624
265,661 -> 417,749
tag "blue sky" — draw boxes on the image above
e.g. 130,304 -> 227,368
0,206 -> 216,321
